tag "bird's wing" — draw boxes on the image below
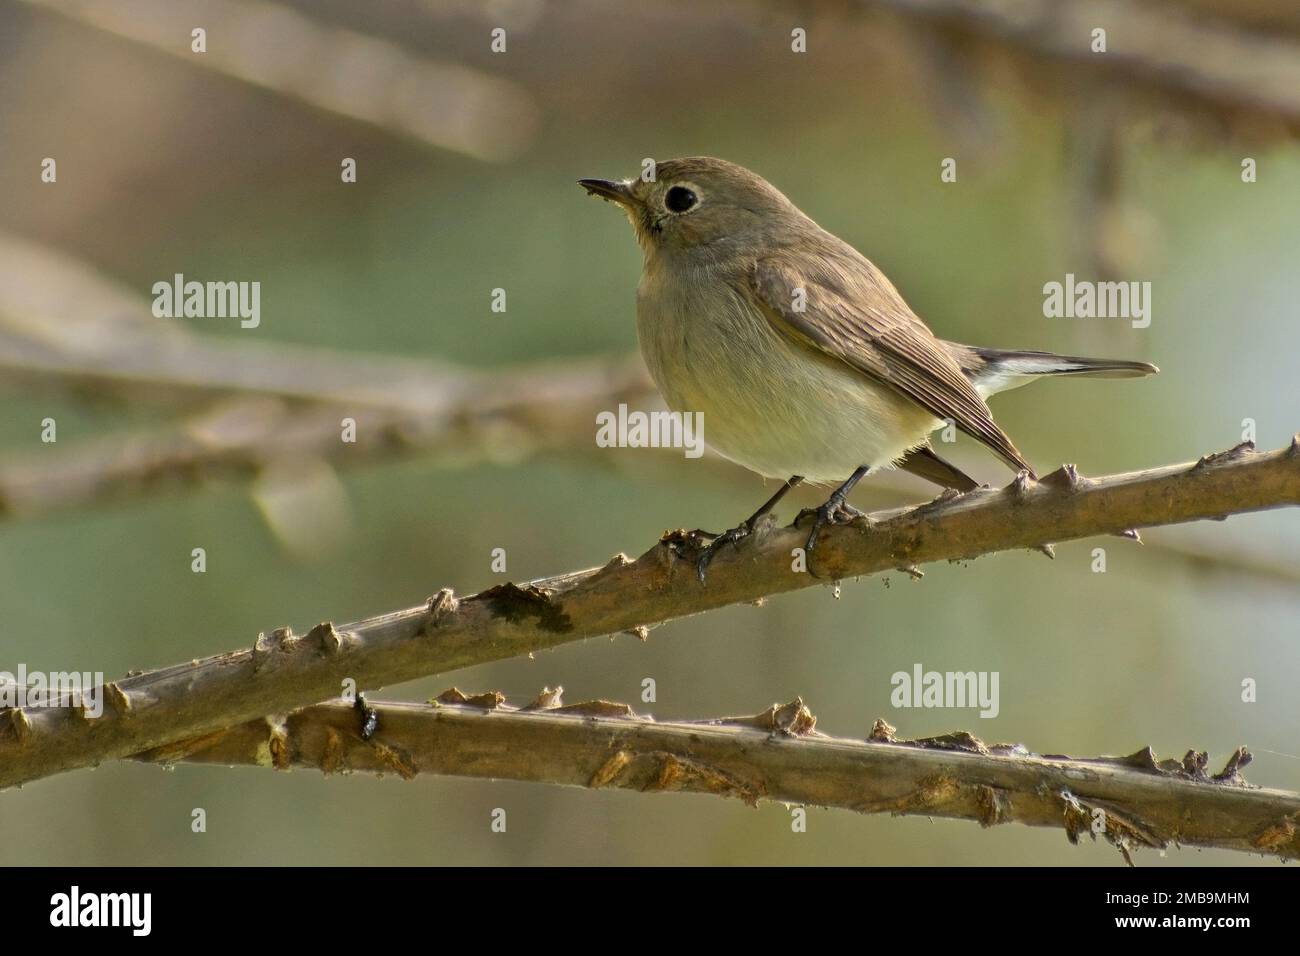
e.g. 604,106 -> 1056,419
749,254 -> 1034,476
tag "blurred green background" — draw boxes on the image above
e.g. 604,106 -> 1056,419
1,0 -> 1297,865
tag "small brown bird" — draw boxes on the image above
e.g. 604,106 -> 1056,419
579,157 -> 1157,580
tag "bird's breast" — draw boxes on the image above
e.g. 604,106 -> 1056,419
634,265 -> 941,483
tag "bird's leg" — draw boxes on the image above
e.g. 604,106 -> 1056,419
696,475 -> 803,583
799,466 -> 871,553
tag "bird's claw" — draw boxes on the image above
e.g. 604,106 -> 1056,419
695,523 -> 751,584
798,496 -> 866,553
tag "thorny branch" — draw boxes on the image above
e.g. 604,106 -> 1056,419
135,690 -> 1300,863
2,436 -> 1297,790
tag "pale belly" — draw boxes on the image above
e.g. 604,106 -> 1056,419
636,276 -> 942,485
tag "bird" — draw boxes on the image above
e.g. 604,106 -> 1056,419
578,157 -> 1158,581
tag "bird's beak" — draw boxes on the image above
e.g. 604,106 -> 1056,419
578,178 -> 638,207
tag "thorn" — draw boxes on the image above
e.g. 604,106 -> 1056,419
1214,746 -> 1253,784
711,698 -> 818,736
468,582 -> 571,633
252,630 -> 277,670
7,707 -> 32,742
658,528 -> 696,550
523,686 -> 564,711
554,699 -> 639,718
868,718 -> 897,743
105,682 -> 132,715
266,717 -> 291,770
1033,543 -> 1056,559
770,697 -> 818,736
1118,746 -> 1162,772
1181,749 -> 1210,779
897,565 -> 924,579
1289,434 -> 1300,457
1008,469 -> 1034,499
914,486 -> 965,516
601,553 -> 633,573
1118,528 -> 1142,544
306,621 -> 342,654
1194,441 -> 1256,471
434,688 -> 505,709
623,625 -> 650,641
424,588 -> 459,629
910,730 -> 990,754
1040,463 -> 1083,490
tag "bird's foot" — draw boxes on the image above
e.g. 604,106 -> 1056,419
694,522 -> 753,584
797,494 -> 866,554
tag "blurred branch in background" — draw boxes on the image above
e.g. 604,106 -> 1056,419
0,228 -> 652,543
135,692 -> 1300,862
869,0 -> 1300,126
3,438 -> 1296,790
16,0 -> 540,161
0,233 -> 605,416
0,363 -> 648,518
864,0 -> 1300,296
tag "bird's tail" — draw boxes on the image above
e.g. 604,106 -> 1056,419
945,343 -> 1159,398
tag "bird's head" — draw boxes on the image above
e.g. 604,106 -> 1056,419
578,157 -> 805,260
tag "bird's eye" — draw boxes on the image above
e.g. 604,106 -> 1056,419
665,186 -> 698,213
